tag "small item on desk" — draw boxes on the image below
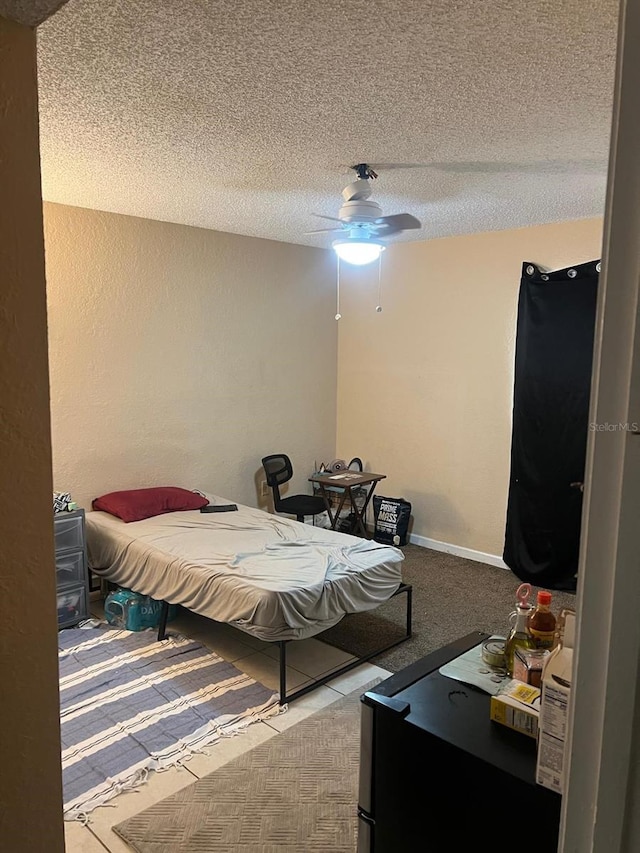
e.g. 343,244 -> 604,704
490,678 -> 541,739
200,504 -> 238,513
513,647 -> 549,688
482,638 -> 507,669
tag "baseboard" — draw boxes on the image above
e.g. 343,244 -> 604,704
408,532 -> 509,570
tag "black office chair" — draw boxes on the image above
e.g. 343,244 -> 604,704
261,454 -> 326,523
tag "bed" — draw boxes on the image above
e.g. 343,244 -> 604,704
86,496 -> 412,702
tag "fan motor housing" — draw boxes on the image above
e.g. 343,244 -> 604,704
338,198 -> 383,223
341,178 -> 372,202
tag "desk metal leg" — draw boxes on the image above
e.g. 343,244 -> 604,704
332,484 -> 374,537
352,488 -> 368,536
342,486 -> 362,535
332,487 -> 350,530
318,481 -> 350,531
352,482 -> 381,537
317,483 -> 332,527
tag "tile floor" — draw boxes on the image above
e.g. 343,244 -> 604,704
64,603 -> 391,852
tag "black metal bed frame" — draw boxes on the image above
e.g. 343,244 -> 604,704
157,582 -> 412,705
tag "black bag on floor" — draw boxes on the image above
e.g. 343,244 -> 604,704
373,496 -> 411,546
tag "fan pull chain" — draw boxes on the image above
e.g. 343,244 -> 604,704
335,255 -> 342,320
375,253 -> 383,313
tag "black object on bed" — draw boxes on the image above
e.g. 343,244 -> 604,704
200,504 -> 238,512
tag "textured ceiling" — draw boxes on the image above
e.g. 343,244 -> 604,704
0,0 -> 68,27
37,0 -> 619,247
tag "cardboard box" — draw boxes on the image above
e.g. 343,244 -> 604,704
536,609 -> 575,794
490,679 -> 541,739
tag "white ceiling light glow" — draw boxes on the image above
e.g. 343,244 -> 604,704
332,239 -> 385,266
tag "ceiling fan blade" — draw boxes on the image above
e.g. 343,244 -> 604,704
311,214 -> 345,223
427,158 -> 606,175
374,213 -> 422,234
362,158 -> 606,176
368,162 -> 431,172
304,227 -> 344,234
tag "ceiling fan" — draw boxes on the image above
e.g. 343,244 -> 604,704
307,163 -> 422,265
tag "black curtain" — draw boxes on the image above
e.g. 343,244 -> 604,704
503,260 -> 599,590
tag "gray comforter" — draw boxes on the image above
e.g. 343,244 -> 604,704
86,498 -> 404,641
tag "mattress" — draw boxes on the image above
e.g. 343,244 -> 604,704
86,497 -> 404,641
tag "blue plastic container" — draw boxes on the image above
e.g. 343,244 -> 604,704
104,588 -> 177,631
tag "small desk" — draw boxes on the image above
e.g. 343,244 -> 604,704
309,471 -> 386,537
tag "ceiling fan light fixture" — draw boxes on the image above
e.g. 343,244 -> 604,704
332,238 -> 385,266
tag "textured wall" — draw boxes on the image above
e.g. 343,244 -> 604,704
336,217 -> 604,557
0,16 -> 64,853
44,204 -> 337,509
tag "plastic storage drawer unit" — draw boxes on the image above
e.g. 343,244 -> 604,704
54,509 -> 90,629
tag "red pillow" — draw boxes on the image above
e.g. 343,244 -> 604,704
92,487 -> 208,522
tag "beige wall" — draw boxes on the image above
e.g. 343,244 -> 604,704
44,204 -> 337,508
0,17 -> 64,852
43,204 -> 603,556
337,217 -> 604,558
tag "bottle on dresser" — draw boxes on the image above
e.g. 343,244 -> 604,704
529,591 -> 557,650
505,583 -> 536,677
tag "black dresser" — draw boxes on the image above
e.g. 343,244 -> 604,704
358,633 -> 561,853
54,509 -> 90,628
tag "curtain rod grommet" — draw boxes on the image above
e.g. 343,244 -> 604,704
596,262 -> 601,272
568,268 -> 577,278
541,274 -> 549,281
526,264 -> 535,276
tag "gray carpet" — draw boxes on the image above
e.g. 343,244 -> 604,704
114,681 -> 380,853
321,545 -> 576,671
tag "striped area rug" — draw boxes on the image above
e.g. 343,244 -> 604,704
58,627 -> 280,820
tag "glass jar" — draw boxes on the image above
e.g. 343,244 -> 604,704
505,602 -> 536,676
